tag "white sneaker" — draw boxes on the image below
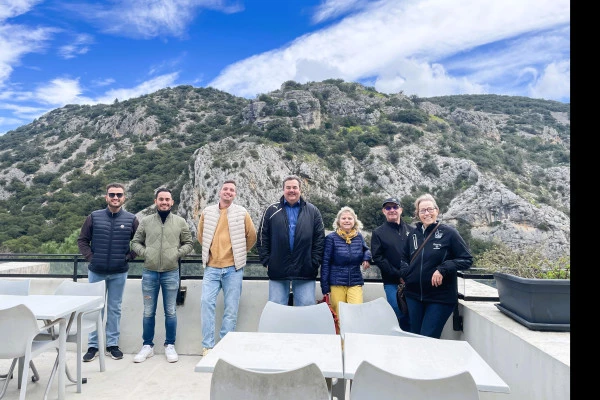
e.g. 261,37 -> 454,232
133,345 -> 154,363
201,347 -> 211,357
165,344 -> 178,363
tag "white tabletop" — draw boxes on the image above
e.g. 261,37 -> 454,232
0,294 -> 103,319
343,333 -> 510,393
194,331 -> 344,379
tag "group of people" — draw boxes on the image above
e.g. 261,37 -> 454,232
76,175 -> 472,363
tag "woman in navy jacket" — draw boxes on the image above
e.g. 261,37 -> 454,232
400,194 -> 472,338
321,206 -> 371,318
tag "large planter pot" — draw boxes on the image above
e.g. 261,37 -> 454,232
493,272 -> 570,332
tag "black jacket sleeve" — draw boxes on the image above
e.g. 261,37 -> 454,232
77,215 -> 94,261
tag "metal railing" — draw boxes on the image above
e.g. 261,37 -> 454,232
0,253 -> 497,296
1,253 -> 498,333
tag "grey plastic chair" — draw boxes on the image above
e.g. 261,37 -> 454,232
36,280 -> 106,392
350,360 -> 480,400
0,279 -> 30,295
257,300 -> 343,398
0,279 -> 41,387
0,304 -> 62,400
338,297 -> 424,339
210,358 -> 331,400
257,301 -> 336,334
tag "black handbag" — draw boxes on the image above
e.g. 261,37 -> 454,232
396,283 -> 408,315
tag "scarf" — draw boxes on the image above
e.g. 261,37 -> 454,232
337,228 -> 358,244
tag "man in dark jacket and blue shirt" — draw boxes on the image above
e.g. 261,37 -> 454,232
77,183 -> 138,361
258,175 -> 325,306
370,197 -> 412,331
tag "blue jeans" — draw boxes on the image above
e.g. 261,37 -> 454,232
383,283 -> 411,332
269,279 -> 315,306
141,268 -> 179,346
405,296 -> 455,339
87,270 -> 127,348
201,266 -> 243,349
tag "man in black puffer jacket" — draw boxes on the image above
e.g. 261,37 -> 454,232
77,183 -> 138,362
371,197 -> 412,331
258,175 -> 325,306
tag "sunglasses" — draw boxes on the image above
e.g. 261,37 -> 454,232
384,205 -> 399,211
108,193 -> 124,198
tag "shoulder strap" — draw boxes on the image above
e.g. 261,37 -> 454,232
410,222 -> 441,264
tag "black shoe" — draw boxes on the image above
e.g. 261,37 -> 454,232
83,347 -> 98,362
106,346 -> 124,360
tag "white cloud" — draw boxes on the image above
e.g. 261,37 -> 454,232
72,0 -> 244,39
0,101 -> 48,135
92,78 -> 116,87
527,60 -> 570,102
0,0 -> 43,21
0,73 -> 181,134
373,58 -> 486,97
30,73 -> 180,106
35,78 -> 86,105
209,0 -> 570,100
0,23 -> 57,85
58,34 -> 93,59
312,0 -> 369,23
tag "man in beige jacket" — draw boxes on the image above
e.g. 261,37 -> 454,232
197,180 -> 256,356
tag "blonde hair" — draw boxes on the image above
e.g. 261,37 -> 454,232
332,206 -> 363,231
413,193 -> 438,218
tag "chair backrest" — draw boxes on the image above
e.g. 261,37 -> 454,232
257,301 -> 336,334
0,304 -> 40,358
0,278 -> 30,295
338,297 -> 400,336
54,280 -> 106,333
210,359 -> 331,400
54,279 -> 105,298
350,360 -> 480,400
338,297 -> 424,338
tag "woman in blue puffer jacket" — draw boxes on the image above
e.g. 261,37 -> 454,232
321,206 -> 372,318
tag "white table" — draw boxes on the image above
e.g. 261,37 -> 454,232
0,294 -> 104,400
194,331 -> 344,379
343,333 -> 510,393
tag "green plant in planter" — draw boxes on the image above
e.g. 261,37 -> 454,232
474,243 -> 570,279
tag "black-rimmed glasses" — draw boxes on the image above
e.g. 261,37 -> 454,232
108,193 -> 124,198
384,205 -> 399,211
418,207 -> 436,214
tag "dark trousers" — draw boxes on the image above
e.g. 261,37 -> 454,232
405,297 -> 455,338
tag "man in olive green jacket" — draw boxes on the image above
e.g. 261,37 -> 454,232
131,187 -> 193,363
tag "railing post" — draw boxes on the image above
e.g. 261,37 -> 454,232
73,255 -> 79,281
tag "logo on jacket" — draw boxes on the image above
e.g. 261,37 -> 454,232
120,224 -> 125,229
434,230 -> 443,239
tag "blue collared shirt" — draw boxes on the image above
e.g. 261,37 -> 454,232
284,200 -> 301,251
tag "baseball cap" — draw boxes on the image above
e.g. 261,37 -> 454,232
382,197 -> 402,208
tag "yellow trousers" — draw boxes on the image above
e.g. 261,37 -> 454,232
330,285 -> 363,317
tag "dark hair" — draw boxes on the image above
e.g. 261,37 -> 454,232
223,179 -> 236,187
106,183 -> 125,193
154,187 -> 172,199
282,175 -> 302,189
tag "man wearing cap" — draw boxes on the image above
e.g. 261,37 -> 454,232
370,197 -> 412,331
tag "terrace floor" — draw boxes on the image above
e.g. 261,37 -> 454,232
1,350 -> 213,400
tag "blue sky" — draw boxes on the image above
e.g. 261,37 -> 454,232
0,0 -> 570,135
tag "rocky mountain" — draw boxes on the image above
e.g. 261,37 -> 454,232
0,80 -> 570,259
